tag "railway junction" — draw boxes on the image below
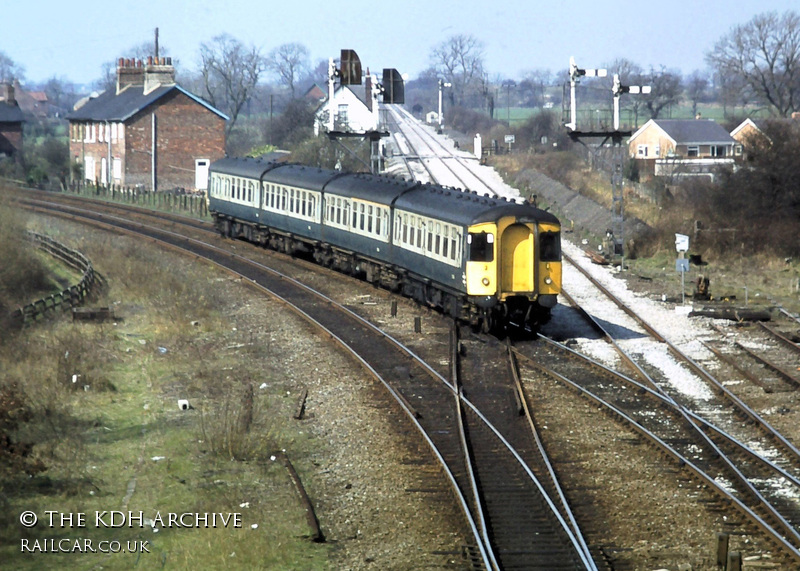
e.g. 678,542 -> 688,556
5,107 -> 800,570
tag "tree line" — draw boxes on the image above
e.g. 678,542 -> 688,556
2,9 -> 799,129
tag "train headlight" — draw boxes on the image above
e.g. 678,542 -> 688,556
544,277 -> 553,285
482,277 -> 490,286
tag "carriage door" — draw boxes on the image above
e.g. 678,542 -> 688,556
195,159 -> 210,191
501,224 -> 534,293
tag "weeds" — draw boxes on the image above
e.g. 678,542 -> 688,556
0,196 -> 50,312
199,379 -> 274,462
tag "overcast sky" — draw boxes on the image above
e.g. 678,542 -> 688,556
5,0 -> 798,87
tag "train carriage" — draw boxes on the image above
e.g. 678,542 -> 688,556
208,157 -> 561,331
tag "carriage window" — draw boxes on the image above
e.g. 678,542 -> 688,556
539,232 -> 561,262
468,232 -> 494,262
367,205 -> 373,233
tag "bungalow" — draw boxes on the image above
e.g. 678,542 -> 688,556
628,118 -> 740,180
67,56 -> 228,192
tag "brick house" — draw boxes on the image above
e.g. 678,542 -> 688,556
67,57 -> 228,192
0,83 -> 25,159
628,118 -> 741,180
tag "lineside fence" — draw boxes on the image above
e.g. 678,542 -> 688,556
9,232 -> 101,327
1,177 -> 210,219
63,181 -> 210,218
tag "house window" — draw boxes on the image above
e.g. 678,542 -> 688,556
113,158 -> 122,181
337,104 -> 348,127
711,145 -> 727,157
734,144 -> 743,156
654,145 -> 660,157
637,144 -> 648,157
687,146 -> 699,157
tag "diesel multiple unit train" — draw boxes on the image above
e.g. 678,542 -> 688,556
208,157 -> 562,331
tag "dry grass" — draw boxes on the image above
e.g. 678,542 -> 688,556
0,196 -> 52,312
0,216 -> 329,569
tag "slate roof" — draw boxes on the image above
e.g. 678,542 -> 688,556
631,119 -> 736,145
0,102 -> 25,123
67,84 -> 228,122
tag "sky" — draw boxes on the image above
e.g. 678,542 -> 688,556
4,0 -> 799,88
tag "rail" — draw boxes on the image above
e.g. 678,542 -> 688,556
9,232 -> 99,326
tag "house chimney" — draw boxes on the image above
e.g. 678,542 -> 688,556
117,57 -> 145,94
0,82 -> 15,104
143,55 -> 176,95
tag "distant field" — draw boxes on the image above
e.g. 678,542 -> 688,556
494,102 -> 766,126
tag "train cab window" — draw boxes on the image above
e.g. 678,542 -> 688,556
539,231 -> 561,262
468,232 -> 494,262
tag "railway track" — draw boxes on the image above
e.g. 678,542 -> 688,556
513,337 -> 800,568
15,191 -> 597,569
16,187 -> 800,568
546,247 -> 800,561
452,326 -> 594,569
384,105 -> 505,197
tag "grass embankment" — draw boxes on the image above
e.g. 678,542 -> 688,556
1,212 -> 329,569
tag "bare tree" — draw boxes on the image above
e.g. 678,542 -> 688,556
199,34 -> 266,137
604,58 -> 646,126
684,70 -> 710,117
707,10 -> 800,117
429,34 -> 486,106
267,43 -> 310,99
518,69 -> 552,107
43,76 -> 78,114
642,67 -> 683,119
0,51 -> 25,83
301,59 -> 330,91
712,71 -> 752,118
